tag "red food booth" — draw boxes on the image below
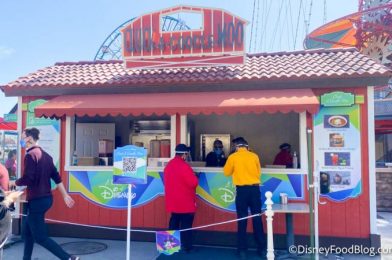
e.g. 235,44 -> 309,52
1,5 -> 391,250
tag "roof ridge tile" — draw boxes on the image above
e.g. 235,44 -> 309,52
1,49 -> 390,95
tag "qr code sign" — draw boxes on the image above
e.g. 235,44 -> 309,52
123,157 -> 137,174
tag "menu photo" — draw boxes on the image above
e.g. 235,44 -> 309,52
329,133 -> 344,148
320,171 -> 352,194
323,114 -> 350,129
324,152 -> 350,167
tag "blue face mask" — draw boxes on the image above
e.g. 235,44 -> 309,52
20,139 -> 27,148
214,148 -> 223,155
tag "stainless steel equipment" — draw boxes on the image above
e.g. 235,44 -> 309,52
129,120 -> 171,159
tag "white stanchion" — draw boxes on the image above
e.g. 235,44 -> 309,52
265,191 -> 275,260
126,184 -> 132,260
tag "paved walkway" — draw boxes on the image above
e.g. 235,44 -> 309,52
2,212 -> 392,259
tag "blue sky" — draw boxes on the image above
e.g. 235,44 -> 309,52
0,0 -> 358,116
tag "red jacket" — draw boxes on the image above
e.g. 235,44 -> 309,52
164,156 -> 198,213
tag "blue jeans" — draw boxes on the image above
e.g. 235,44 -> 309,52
23,196 -> 70,260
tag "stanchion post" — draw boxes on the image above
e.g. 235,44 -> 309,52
265,191 -> 275,260
126,184 -> 132,260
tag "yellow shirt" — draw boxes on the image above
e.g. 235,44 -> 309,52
223,147 -> 261,186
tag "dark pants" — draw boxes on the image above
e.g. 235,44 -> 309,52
235,185 -> 266,252
168,213 -> 195,251
23,196 -> 70,260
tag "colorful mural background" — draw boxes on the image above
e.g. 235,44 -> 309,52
26,99 -> 60,169
69,170 -> 305,211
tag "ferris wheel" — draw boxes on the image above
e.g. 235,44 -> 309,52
305,0 -> 392,67
94,16 -> 190,61
304,0 -> 392,95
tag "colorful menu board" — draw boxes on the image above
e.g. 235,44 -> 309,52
113,145 -> 147,184
314,92 -> 362,201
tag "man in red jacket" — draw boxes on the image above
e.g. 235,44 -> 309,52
164,144 -> 198,253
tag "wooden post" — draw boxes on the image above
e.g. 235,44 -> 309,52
265,191 -> 275,260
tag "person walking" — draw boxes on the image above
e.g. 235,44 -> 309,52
10,127 -> 79,260
223,137 -> 266,259
163,144 -> 198,253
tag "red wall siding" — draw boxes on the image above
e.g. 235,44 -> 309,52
41,87 -> 371,238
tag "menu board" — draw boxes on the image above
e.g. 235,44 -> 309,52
313,102 -> 362,201
113,145 -> 147,184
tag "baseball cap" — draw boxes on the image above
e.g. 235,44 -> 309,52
175,144 -> 190,153
232,137 -> 248,147
279,143 -> 291,149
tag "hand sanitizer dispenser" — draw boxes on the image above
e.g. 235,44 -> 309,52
293,151 -> 298,169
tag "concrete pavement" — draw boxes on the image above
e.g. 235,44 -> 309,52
2,212 -> 392,260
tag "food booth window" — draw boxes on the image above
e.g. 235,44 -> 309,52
35,89 -> 316,172
66,115 -> 173,169
183,112 -> 308,171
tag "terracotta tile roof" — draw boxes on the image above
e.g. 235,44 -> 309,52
1,48 -> 391,96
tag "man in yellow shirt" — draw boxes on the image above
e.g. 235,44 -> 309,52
223,137 -> 265,259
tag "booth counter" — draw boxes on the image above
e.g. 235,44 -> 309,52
65,166 -> 306,211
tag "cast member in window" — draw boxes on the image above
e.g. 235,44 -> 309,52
205,139 -> 227,167
164,144 -> 198,253
5,150 -> 17,179
273,143 -> 293,168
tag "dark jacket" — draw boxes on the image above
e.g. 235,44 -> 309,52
16,146 -> 62,201
205,152 -> 226,167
